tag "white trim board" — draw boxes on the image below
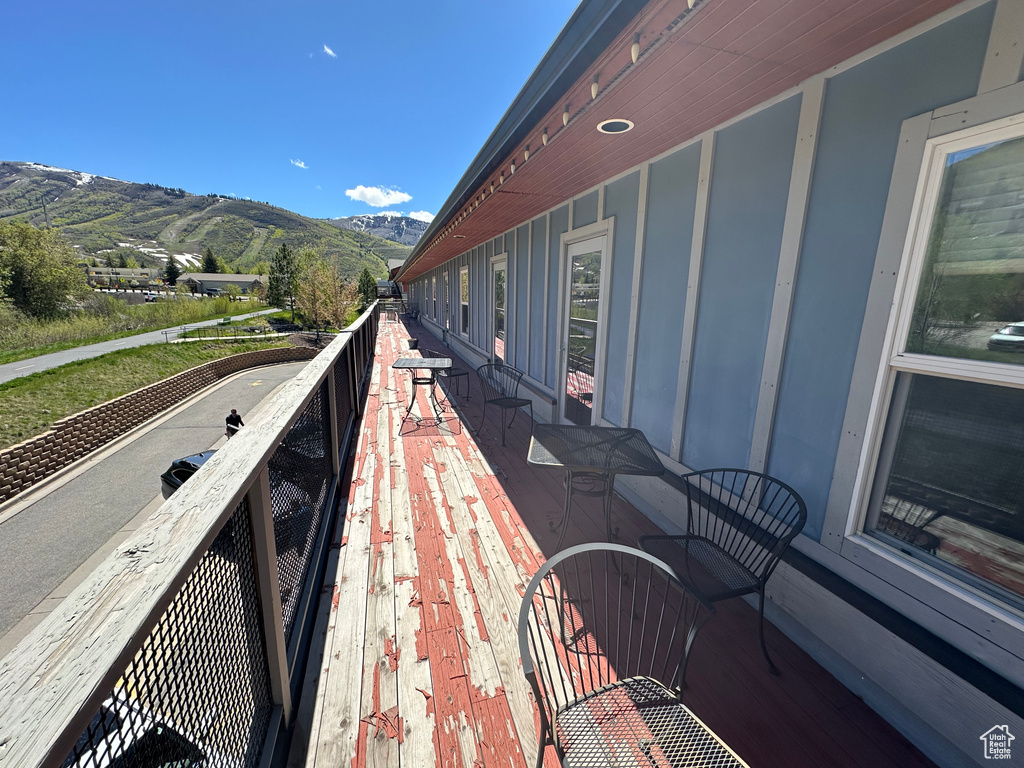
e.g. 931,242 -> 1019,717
671,132 -> 714,462
749,78 -> 825,475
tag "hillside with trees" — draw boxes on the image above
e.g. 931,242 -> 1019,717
0,162 -> 410,279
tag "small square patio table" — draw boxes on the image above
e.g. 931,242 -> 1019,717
392,356 -> 452,423
527,424 -> 664,551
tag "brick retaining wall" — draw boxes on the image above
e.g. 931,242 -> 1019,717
0,346 -> 320,504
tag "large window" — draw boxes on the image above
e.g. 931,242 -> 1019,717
459,266 -> 469,337
866,117 -> 1024,608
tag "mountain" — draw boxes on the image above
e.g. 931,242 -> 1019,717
328,213 -> 428,246
0,161 -> 411,277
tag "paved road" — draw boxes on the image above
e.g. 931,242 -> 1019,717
0,308 -> 279,385
0,361 -> 307,649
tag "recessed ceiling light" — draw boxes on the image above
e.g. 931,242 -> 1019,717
597,118 -> 634,134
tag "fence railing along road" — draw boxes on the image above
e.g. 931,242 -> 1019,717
0,303 -> 381,768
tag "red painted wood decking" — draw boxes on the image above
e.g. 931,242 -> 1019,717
301,318 -> 935,768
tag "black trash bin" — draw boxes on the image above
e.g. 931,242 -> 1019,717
408,338 -> 418,350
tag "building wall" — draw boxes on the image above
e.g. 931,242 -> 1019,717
410,4 -> 1024,764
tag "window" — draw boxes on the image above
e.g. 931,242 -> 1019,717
493,258 -> 506,362
460,266 -> 469,336
431,276 -> 437,320
443,272 -> 450,330
866,117 -> 1024,608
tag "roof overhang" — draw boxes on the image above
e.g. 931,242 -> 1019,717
398,0 -> 964,282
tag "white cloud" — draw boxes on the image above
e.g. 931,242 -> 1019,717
323,44 -> 337,58
408,210 -> 434,223
290,158 -> 308,169
345,185 -> 412,207
315,185 -> 322,190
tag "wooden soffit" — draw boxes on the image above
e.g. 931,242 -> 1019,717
400,0 -> 963,282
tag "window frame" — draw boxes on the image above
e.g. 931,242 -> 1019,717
443,271 -> 450,330
459,265 -> 469,338
491,252 -> 508,363
845,109 -> 1024,629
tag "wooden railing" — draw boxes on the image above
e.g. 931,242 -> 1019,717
0,303 -> 380,768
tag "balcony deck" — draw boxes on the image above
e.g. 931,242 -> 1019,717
300,317 -> 935,768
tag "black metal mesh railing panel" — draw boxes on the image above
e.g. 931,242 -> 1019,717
62,499 -> 274,768
333,348 -> 353,440
268,381 -> 332,643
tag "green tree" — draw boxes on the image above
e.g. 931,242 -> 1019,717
224,283 -> 242,302
164,257 -> 181,286
201,248 -> 220,273
253,260 -> 270,276
357,267 -> 376,309
0,221 -> 88,319
268,242 -> 297,319
296,251 -> 332,341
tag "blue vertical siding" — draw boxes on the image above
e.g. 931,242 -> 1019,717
631,142 -> 702,453
768,4 -> 994,539
547,206 -> 570,388
530,217 -> 548,380
682,95 -> 802,470
516,225 -> 530,371
601,172 -> 640,425
574,192 -> 599,228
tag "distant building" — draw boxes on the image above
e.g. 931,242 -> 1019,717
178,273 -> 265,295
83,266 -> 159,288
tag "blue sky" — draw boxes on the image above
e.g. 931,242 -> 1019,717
1,0 -> 580,222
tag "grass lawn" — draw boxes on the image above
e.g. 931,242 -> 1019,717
0,340 -> 290,450
0,300 -> 269,366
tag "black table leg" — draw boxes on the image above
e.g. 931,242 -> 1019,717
553,470 -> 574,551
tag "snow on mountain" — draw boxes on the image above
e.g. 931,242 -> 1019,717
329,214 -> 428,246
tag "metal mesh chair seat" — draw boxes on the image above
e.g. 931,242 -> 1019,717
640,536 -> 758,601
556,677 -> 745,768
488,395 -> 531,409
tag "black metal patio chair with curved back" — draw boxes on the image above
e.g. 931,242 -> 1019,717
476,362 -> 532,445
422,348 -> 469,400
639,468 -> 806,675
518,543 -> 747,768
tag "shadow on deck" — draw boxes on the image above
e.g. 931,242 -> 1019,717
297,317 -> 934,768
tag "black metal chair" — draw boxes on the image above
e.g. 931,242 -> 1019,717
640,469 -> 806,675
423,348 -> 469,400
476,362 -> 532,445
518,543 -> 738,768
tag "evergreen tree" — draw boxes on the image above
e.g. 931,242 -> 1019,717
268,243 -> 297,319
357,267 -> 377,309
164,257 -> 181,286
201,248 -> 220,273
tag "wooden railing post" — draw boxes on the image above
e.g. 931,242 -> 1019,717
326,368 -> 342,478
347,343 -> 361,417
247,467 -> 292,726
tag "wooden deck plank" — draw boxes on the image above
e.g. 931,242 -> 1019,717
305,425 -> 375,767
434,443 -> 539,768
355,395 -> 400,768
388,402 -> 441,766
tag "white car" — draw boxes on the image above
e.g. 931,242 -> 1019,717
987,321 -> 1024,351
